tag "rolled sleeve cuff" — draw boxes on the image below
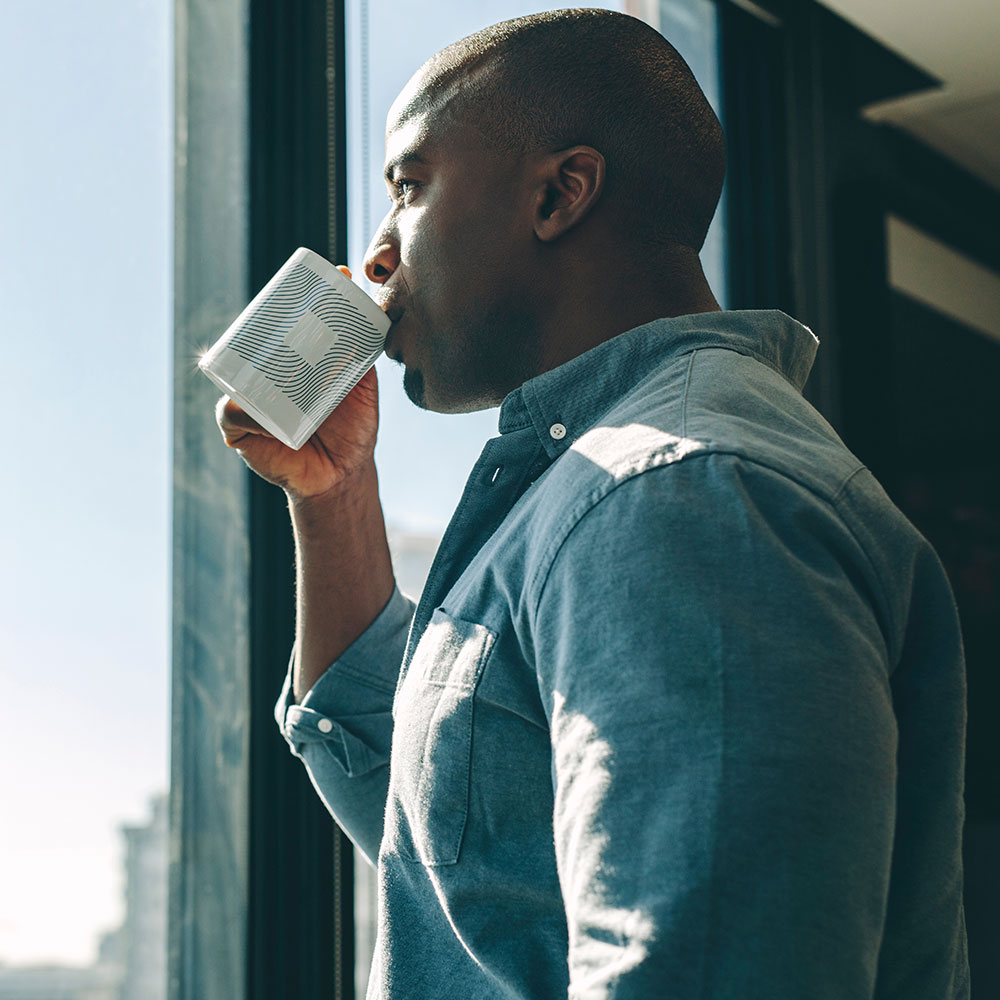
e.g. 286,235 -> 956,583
274,585 -> 415,776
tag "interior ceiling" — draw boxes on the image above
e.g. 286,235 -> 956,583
818,0 -> 1000,192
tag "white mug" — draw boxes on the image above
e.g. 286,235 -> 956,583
199,247 -> 390,449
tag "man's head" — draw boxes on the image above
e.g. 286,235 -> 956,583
364,8 -> 726,412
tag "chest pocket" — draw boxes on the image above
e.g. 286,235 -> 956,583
385,608 -> 497,866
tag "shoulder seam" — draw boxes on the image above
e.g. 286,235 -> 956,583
832,463 -> 868,503
828,467 -> 901,662
681,349 -> 696,438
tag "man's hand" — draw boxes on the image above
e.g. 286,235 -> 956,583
212,266 -> 395,700
214,265 -> 381,500
215,366 -> 379,498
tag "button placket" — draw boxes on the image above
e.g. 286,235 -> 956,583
401,427 -> 537,674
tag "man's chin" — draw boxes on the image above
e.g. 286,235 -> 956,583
401,365 -> 502,413
402,366 -> 427,409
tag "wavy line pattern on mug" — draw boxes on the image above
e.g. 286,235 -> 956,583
227,264 -> 385,415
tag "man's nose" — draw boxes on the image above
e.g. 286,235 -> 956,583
363,238 -> 401,284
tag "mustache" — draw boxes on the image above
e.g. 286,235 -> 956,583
375,277 -> 412,324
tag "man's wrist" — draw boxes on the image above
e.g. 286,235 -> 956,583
286,461 -> 380,525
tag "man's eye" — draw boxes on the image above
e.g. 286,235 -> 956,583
392,179 -> 418,203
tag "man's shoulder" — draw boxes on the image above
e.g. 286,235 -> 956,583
515,345 -> 934,640
514,344 -> 903,590
548,342 -> 862,505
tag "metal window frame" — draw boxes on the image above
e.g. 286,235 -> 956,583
170,1 -> 353,998
246,2 -> 352,999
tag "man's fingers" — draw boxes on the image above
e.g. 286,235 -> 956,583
215,395 -> 272,447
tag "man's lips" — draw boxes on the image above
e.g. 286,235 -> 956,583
382,307 -> 405,361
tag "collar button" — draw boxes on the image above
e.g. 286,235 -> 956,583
549,422 -> 567,441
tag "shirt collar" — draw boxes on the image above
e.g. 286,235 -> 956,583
497,309 -> 819,456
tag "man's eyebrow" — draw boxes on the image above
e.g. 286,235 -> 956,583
384,152 -> 427,183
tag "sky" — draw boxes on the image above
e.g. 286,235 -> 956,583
0,0 -> 726,969
0,0 -> 172,966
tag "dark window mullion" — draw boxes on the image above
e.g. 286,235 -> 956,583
246,2 -> 352,999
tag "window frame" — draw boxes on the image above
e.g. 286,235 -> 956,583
171,1 -> 353,998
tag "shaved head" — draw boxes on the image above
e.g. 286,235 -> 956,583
393,8 -> 726,255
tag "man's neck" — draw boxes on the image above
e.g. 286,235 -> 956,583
535,248 -> 721,376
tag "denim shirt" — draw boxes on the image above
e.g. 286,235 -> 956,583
275,310 -> 969,999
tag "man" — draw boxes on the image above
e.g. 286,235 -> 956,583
217,9 -> 969,998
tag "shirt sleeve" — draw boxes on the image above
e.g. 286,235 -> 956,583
274,584 -> 416,866
531,452 -> 898,999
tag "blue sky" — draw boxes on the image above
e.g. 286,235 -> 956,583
0,0 -> 172,965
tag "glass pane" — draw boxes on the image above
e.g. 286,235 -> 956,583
656,0 -> 728,307
345,2 -> 723,992
0,1 -> 171,997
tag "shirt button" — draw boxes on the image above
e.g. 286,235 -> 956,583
549,422 -> 567,440
317,718 -> 334,734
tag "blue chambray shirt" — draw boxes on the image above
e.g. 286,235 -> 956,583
275,310 -> 969,999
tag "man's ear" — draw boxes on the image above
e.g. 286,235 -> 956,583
533,146 -> 606,242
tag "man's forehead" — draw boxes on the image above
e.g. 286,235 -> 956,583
386,68 -> 429,132
386,71 -> 463,140
383,89 -> 478,176
382,115 -> 433,179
